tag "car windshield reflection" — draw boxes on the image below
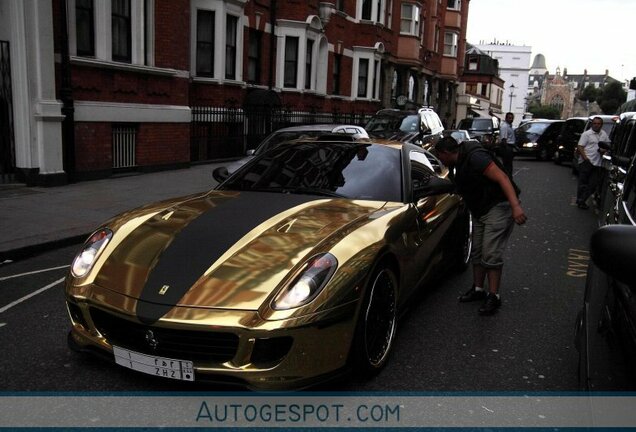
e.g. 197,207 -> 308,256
220,142 -> 402,202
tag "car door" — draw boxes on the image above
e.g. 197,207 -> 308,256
608,161 -> 636,370
400,150 -> 457,298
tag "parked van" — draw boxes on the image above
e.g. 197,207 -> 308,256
456,116 -> 500,145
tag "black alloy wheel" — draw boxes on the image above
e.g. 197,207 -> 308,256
352,265 -> 398,374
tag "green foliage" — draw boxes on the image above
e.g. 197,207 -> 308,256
597,81 -> 627,114
579,84 -> 600,103
527,103 -> 561,119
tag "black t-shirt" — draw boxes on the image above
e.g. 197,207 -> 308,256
454,142 -> 508,218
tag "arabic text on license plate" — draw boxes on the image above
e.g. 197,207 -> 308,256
113,346 -> 195,381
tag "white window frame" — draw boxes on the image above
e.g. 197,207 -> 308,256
400,3 -> 420,36
276,17 -> 326,93
352,45 -> 382,100
190,0 -> 245,82
447,0 -> 461,11
67,0 -> 154,65
357,0 -> 387,25
443,31 -> 458,57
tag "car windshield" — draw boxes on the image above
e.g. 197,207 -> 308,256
366,114 -> 419,134
521,122 -> 551,134
458,118 -> 492,131
255,130 -> 329,155
450,131 -> 469,142
221,142 -> 402,202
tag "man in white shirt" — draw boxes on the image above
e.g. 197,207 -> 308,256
498,112 -> 516,178
576,117 -> 609,209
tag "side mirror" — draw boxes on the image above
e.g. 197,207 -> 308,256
212,166 -> 229,183
413,176 -> 455,200
598,141 -> 611,151
591,225 -> 636,286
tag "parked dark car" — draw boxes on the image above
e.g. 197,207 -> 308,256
442,129 -> 471,144
575,157 -> 636,390
456,116 -> 500,146
514,119 -> 564,159
365,108 -> 444,148
554,117 -> 587,165
596,112 -> 636,224
223,124 -> 369,175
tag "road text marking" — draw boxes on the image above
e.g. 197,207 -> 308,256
567,248 -> 590,278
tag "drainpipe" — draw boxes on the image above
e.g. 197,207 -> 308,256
59,0 -> 75,180
268,0 -> 276,89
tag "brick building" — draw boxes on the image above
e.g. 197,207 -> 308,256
456,43 -> 503,123
0,0 -> 469,185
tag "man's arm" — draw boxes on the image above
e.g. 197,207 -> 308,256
483,162 -> 527,225
577,133 -> 590,162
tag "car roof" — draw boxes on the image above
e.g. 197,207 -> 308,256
565,117 -> 588,121
282,135 -> 406,151
273,124 -> 367,133
587,115 -> 619,122
522,119 -> 561,124
618,112 -> 636,121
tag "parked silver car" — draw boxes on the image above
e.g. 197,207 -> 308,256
224,124 -> 369,175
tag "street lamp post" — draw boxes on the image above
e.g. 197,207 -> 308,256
508,84 -> 516,112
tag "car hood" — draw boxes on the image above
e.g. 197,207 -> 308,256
91,191 -> 389,319
516,131 -> 540,143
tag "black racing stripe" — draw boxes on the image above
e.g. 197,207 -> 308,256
135,192 -> 319,324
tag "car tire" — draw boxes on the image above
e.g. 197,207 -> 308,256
350,263 -> 398,376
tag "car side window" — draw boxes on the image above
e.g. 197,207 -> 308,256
624,163 -> 636,222
409,151 -> 437,197
622,122 -> 636,157
420,113 -> 431,133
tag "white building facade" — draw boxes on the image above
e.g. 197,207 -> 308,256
474,43 -> 532,126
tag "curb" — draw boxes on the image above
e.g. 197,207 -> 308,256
0,234 -> 89,263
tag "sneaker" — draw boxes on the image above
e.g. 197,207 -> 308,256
478,293 -> 501,315
458,286 -> 487,302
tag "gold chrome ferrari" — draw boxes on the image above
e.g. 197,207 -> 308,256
65,140 -> 471,389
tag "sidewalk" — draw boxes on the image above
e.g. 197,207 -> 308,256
0,163 -> 225,262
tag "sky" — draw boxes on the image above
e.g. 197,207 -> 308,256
466,0 -> 636,83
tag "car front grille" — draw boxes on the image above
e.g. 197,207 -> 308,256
90,307 -> 239,363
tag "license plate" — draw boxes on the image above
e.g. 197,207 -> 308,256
113,346 -> 195,381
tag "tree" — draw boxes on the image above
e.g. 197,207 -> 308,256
527,103 -> 561,119
579,84 -> 600,103
596,81 -> 627,114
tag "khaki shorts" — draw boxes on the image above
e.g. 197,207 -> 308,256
471,202 -> 514,269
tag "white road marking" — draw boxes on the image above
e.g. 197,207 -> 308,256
0,323 -> 6,328
0,277 -> 65,314
0,265 -> 70,281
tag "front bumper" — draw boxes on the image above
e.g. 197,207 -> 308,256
515,143 -> 538,156
66,286 -> 358,390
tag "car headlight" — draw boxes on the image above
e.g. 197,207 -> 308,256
522,142 -> 536,148
71,229 -> 113,278
273,253 -> 338,310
